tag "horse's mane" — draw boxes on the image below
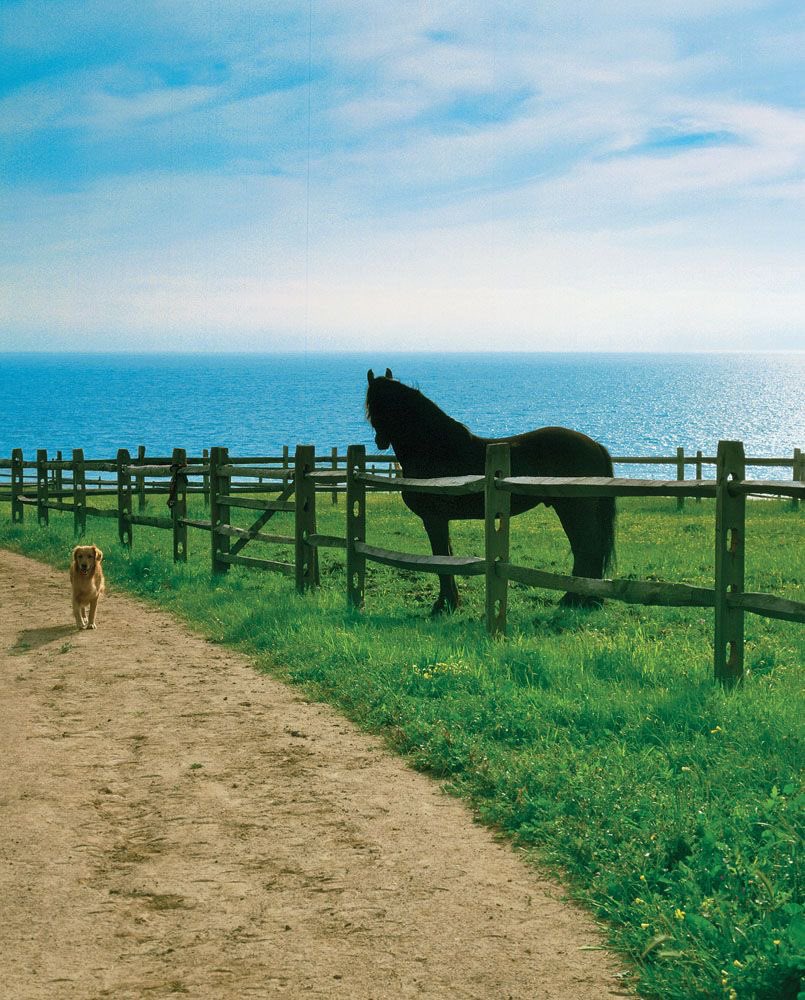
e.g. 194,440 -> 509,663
366,378 -> 471,441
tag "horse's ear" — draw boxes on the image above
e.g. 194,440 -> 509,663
367,369 -> 374,383
385,368 -> 393,379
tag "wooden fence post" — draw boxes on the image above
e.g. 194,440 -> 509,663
485,442 -> 511,636
676,446 -> 685,512
209,447 -> 230,574
137,445 -> 147,512
695,449 -> 703,504
72,448 -> 86,537
346,444 -> 366,610
55,450 -> 63,497
202,448 -> 210,507
714,440 -> 745,686
294,444 -> 319,593
793,447 -> 802,512
170,447 -> 187,563
331,446 -> 338,505
36,449 -> 49,526
117,448 -> 132,546
11,448 -> 23,523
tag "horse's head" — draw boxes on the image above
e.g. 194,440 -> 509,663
366,368 -> 395,450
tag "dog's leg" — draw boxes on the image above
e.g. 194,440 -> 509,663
87,597 -> 99,629
73,599 -> 86,629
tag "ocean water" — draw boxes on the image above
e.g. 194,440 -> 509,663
1,352 -> 802,476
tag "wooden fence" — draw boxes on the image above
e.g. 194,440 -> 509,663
1,442 -> 803,686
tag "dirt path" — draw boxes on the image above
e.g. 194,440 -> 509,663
0,548 -> 627,999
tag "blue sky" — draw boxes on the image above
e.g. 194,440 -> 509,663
1,0 -> 803,352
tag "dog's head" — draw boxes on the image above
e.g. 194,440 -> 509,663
72,544 -> 103,576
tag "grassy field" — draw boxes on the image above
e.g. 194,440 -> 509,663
1,491 -> 802,999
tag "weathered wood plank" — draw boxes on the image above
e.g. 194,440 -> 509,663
217,465 -> 294,479
36,449 -> 49,526
355,542 -> 486,576
180,518 -> 214,531
125,462 -> 206,477
127,463 -> 205,476
216,524 -> 295,545
209,446 -> 230,575
502,563 -> 715,607
728,479 -> 805,499
294,444 -> 319,593
216,495 -> 295,512
169,446 -> 188,563
136,445 -> 147,512
714,440 -> 746,686
611,455 -> 791,467
744,457 -> 798,468
357,472 -> 485,494
499,476 -> 718,498
72,449 -> 86,536
37,501 -> 77,514
129,515 -> 173,529
728,592 -> 805,624
346,445 -> 367,610
39,459 -> 74,471
225,455 -> 289,465
307,469 -> 348,482
83,506 -> 118,519
116,449 -> 132,546
306,533 -> 347,549
218,552 -> 295,575
612,456 -> 692,465
11,449 -> 24,524
485,443 -> 511,636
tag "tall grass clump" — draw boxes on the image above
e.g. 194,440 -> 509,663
1,492 -> 802,999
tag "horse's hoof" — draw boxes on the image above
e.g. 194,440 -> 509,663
430,600 -> 458,617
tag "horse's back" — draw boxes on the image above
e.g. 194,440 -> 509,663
490,426 -> 613,477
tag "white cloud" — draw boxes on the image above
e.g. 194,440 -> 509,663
1,0 -> 802,352
75,84 -> 219,130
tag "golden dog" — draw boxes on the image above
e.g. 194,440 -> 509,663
70,544 -> 105,630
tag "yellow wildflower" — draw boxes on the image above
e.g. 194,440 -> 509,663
633,897 -> 645,905
674,908 -> 685,920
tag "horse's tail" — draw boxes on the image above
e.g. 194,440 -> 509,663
599,445 -> 617,575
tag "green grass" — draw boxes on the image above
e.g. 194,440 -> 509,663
1,493 -> 803,999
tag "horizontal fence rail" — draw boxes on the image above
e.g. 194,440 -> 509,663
1,440 -> 802,686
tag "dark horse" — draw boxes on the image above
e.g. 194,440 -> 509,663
365,368 -> 616,613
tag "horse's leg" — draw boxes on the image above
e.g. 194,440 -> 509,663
422,516 -> 459,614
552,498 -> 607,608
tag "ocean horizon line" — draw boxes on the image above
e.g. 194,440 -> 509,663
2,348 -> 803,358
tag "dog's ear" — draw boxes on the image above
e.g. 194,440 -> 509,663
72,545 -> 80,561
94,546 -> 104,561
367,369 -> 374,383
